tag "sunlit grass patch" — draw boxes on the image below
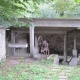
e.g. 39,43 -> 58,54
0,59 -> 80,80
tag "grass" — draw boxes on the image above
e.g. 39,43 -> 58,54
0,59 -> 80,80
68,66 -> 80,80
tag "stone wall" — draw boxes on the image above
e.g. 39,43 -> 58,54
0,28 -> 6,61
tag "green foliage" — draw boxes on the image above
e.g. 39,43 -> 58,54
0,0 -> 80,28
48,0 -> 80,18
1,59 -> 80,80
52,0 -> 72,13
31,0 -> 80,18
0,60 -> 4,67
74,0 -> 80,2
32,3 -> 58,18
40,59 -> 53,65
0,0 -> 40,28
68,66 -> 80,80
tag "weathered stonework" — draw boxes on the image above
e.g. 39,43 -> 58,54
0,28 -> 6,61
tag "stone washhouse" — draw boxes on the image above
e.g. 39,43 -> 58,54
0,18 -> 80,65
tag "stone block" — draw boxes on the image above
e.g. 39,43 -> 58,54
69,57 -> 78,66
47,54 -> 59,65
72,49 -> 77,57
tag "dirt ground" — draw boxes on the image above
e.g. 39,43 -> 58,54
0,57 -> 37,71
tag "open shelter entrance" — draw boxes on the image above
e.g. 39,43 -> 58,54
5,18 -> 80,65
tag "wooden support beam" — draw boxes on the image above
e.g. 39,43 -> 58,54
14,30 -> 65,34
8,43 -> 28,48
74,30 -> 76,50
58,34 -> 64,40
11,30 -> 15,55
35,36 -> 38,48
63,32 -> 67,63
19,18 -> 80,28
15,33 -> 20,38
35,31 -> 65,34
29,26 -> 34,58
73,30 -> 77,57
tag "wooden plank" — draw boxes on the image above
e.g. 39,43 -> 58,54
35,31 -> 65,34
14,30 -> 28,33
14,30 -> 65,34
59,56 -> 72,60
34,21 -> 80,27
8,43 -> 28,48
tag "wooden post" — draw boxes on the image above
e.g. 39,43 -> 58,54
29,26 -> 34,58
35,36 -> 38,48
74,30 -> 76,50
11,30 -> 15,56
63,32 -> 67,63
73,30 -> 77,57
